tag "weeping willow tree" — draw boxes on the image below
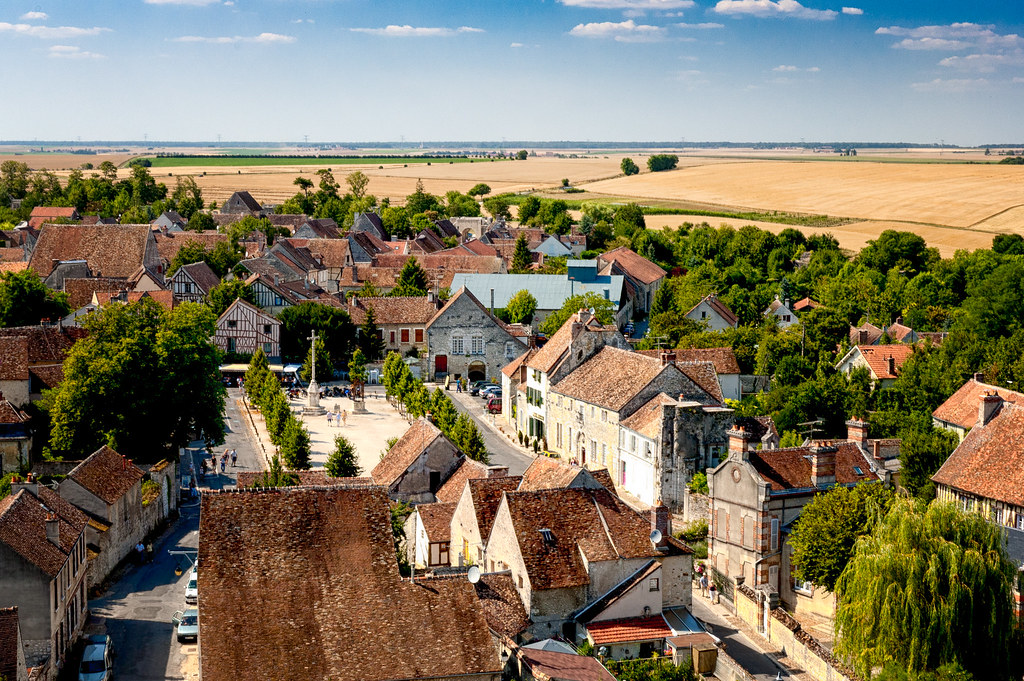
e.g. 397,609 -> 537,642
834,498 -> 1019,679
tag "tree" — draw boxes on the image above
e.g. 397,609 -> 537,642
620,157 -> 640,176
279,416 -> 311,470
171,175 -> 203,219
293,176 -> 314,198
247,455 -> 298,488
348,348 -> 367,383
506,289 -> 538,324
325,434 -> 361,477
467,183 -> 491,198
898,426 -> 959,499
647,154 -> 679,172
346,170 -> 369,200
0,269 -> 70,326
301,337 -> 333,383
510,234 -> 533,273
517,196 -> 541,224
613,203 -> 646,237
405,179 -> 443,215
185,212 -> 215,232
788,482 -> 893,592
539,292 -> 616,336
277,303 -> 356,366
835,499 -> 1021,679
515,149 -> 528,161
206,280 -> 255,317
483,195 -> 511,220
48,300 -> 226,463
358,308 -> 386,361
244,347 -> 273,404
391,258 -> 429,297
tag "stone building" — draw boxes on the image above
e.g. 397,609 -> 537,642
449,475 -> 523,569
371,418 -> 463,503
0,398 -> 31,475
425,287 -> 527,383
684,294 -> 737,331
596,247 -> 667,313
348,294 -> 441,377
0,607 -> 29,681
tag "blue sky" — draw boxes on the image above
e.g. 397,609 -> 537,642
1,0 -> 1021,144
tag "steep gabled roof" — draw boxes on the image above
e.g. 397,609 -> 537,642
748,443 -> 878,491
792,297 -> 821,311
473,572 -> 531,638
371,418 -> 449,486
154,231 -> 229,266
520,648 -> 616,681
417,502 -> 457,542
527,311 -> 608,374
637,347 -> 741,375
685,294 -> 738,327
598,247 -> 667,285
843,344 -> 915,380
0,336 -> 29,381
0,325 -> 87,364
346,296 -> 438,326
227,190 -> 262,213
468,476 -> 523,540
29,224 -> 154,278
620,393 -> 677,439
502,347 -> 537,379
66,445 -> 145,505
218,298 -> 278,328
435,457 -> 490,503
932,378 -> 1024,430
178,261 -> 221,294
849,322 -> 884,346
302,238 -> 350,269
426,287 -> 519,340
676,360 -> 723,403
0,487 -> 86,577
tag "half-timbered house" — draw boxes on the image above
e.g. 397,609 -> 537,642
214,298 -> 281,361
169,261 -> 221,304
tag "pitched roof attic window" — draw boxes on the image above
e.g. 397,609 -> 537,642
539,528 -> 556,546
853,466 -> 864,475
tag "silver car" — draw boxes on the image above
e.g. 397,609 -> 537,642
78,635 -> 113,681
172,608 -> 199,643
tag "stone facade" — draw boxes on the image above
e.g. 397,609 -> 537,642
426,288 -> 526,383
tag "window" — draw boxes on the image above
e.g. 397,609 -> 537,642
429,471 -> 441,493
227,319 -> 237,328
390,331 -> 396,344
415,329 -> 424,343
601,443 -> 607,465
505,341 -> 513,357
532,369 -> 541,382
644,441 -> 653,459
263,343 -> 272,354
601,410 -> 608,422
590,439 -> 597,460
518,574 -> 524,588
649,578 -> 660,592
471,335 -> 484,355
263,324 -> 271,333
183,282 -> 192,294
853,466 -> 864,476
770,518 -> 779,551
590,406 -> 595,419
701,310 -> 707,319
794,578 -> 814,595
227,338 -> 236,353
438,542 -> 449,566
1017,512 -> 1024,531
629,434 -> 637,452
401,329 -> 410,343
557,423 -> 562,448
452,336 -> 465,354
274,296 -> 282,306
782,314 -> 791,322
769,565 -> 779,590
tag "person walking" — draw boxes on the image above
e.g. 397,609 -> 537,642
220,457 -> 226,473
341,409 -> 348,427
699,574 -> 709,598
230,449 -> 237,467
200,458 -> 207,479
327,411 -> 334,428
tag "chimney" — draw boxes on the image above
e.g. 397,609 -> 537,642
349,294 -> 358,308
51,258 -> 60,271
872,440 -> 883,461
979,391 -> 1003,427
486,465 -> 509,478
858,329 -> 868,344
427,290 -> 437,306
846,419 -> 869,448
886,355 -> 896,376
727,426 -> 754,460
784,298 -> 791,309
809,444 -> 837,487
11,473 -> 38,499
577,308 -> 592,325
895,316 -> 903,326
973,372 -> 984,383
660,351 -> 677,366
45,513 -> 60,546
650,499 -> 671,548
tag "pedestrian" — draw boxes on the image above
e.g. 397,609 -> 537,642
200,459 -> 207,478
230,449 -> 237,467
699,574 -> 709,598
220,457 -> 226,473
445,375 -> 451,391
136,542 -> 145,565
341,410 -> 348,427
326,411 -> 334,427
709,582 -> 717,603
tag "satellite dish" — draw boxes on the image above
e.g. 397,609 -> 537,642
467,565 -> 481,584
650,529 -> 663,544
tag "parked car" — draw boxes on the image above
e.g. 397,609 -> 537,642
471,383 -> 498,396
172,608 -> 199,643
483,389 -> 502,401
486,397 -> 502,414
184,574 -> 197,605
480,384 -> 501,397
78,635 -> 113,681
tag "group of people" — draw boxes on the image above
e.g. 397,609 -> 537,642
200,448 -> 237,477
326,409 -> 348,427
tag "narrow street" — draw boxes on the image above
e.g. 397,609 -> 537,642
691,596 -> 795,681
442,386 -> 533,475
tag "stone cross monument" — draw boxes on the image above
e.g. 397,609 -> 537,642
302,329 -> 326,416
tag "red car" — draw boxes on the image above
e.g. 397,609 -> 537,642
486,397 -> 502,414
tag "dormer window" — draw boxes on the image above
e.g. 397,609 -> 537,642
539,528 -> 556,546
853,466 -> 863,476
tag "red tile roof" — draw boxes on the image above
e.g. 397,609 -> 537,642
598,247 -> 667,285
0,326 -> 87,364
434,457 -> 491,503
677,360 -> 723,403
198,487 -> 501,681
0,400 -> 27,425
28,206 -> 78,229
586,615 -> 672,645
792,297 -> 821,311
620,393 -> 676,439
62,277 -> 128,310
417,501 -> 457,541
473,572 -> 532,638
29,224 -> 154,278
303,238 -> 350,269
501,347 -> 537,379
468,476 -> 523,540
527,312 -> 609,374
932,378 -> 1023,430
0,247 -> 24,263
552,346 -> 693,413
0,337 -> 29,381
886,321 -> 915,343
932,401 -> 1024,507
849,322 -> 884,346
852,344 -> 915,380
518,457 -> 587,491
66,445 -> 145,506
371,418 -> 448,486
0,486 -> 87,577
234,471 -> 376,488
0,607 -> 22,681
346,296 -> 438,326
748,443 -> 878,491
154,231 -> 229,266
520,648 -> 616,681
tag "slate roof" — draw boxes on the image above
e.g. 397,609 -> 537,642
435,457 -> 490,503
553,346 -> 690,413
234,471 -> 376,489
748,443 -> 878,492
154,231 -> 229,266
598,247 -> 667,285
434,219 -> 461,239
620,393 -> 677,439
520,648 -> 616,681
468,476 -> 523,541
0,486 -> 87,577
29,224 -> 154,278
849,322 -> 884,346
63,277 -> 129,310
932,401 -> 1024,507
226,190 -> 262,213
371,418 -> 449,487
503,488 -> 689,590
179,261 -> 221,294
932,378 -> 1024,430
685,294 -> 738,327
346,296 -> 438,326
298,219 -> 340,239
849,344 -> 915,380
66,445 -> 145,506
587,616 -> 673,645
198,487 -> 501,681
417,502 -> 457,542
0,607 -> 21,681
450,272 -> 625,312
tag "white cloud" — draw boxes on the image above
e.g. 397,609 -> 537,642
559,0 -> 694,8
841,6 -> 862,15
773,64 -> 798,71
48,44 -> 105,59
20,11 -> 48,20
0,22 -> 110,39
713,0 -> 838,20
877,22 -> 1024,51
569,19 -> 666,42
676,22 -> 724,28
510,42 -> 524,47
173,32 -> 295,43
291,19 -> 314,24
940,52 -> 1024,72
350,25 -> 484,37
893,37 -> 968,50
1014,77 -> 1024,83
145,0 -> 222,5
772,64 -> 820,72
910,77 -> 989,93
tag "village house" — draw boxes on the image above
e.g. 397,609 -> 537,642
0,607 -> 29,681
637,347 -> 743,402
152,211 -> 186,232
352,211 -> 388,241
764,296 -> 797,328
372,418 -> 464,503
197,486 -> 503,681
406,501 -> 457,569
0,397 -> 31,475
293,218 -> 340,240
684,294 -> 738,331
153,231 -> 231,272
169,261 -> 220,304
425,287 -> 528,383
29,224 -> 162,288
214,298 -> 281,361
835,344 -> 915,388
847,319 -> 920,346
347,295 -> 440,375
0,326 -> 88,406
28,207 -> 80,230
58,446 -> 146,588
220,190 -> 263,215
244,272 -> 341,316
449,475 -> 523,569
597,247 -> 667,313
301,238 -> 353,281
0,476 -> 89,675
707,426 -> 882,616
931,374 -> 1022,441
267,238 -> 331,290
791,297 -> 821,313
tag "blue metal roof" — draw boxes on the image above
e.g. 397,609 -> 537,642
449,272 -> 625,311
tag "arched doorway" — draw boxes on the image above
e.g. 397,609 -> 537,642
467,361 -> 486,382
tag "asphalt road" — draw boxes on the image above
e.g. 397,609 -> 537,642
691,596 -> 792,680
443,386 -> 533,475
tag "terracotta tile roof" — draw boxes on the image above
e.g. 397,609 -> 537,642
29,365 -> 64,390
553,346 -> 686,413
198,487 -> 501,681
154,231 -> 229,266
0,247 -> 24,263
521,648 -> 616,681
371,418 -> 448,487
234,471 -> 376,488
527,312 -> 608,374
94,289 -> 176,310
373,252 -> 505,274
677,361 -> 723,403
748,443 -> 878,491
435,457 -> 490,503
586,615 -> 673,645
267,213 -> 310,230
0,262 -> 27,273
473,572 -> 532,638
63,277 -> 127,310
503,487 -> 686,590
0,400 -> 27,425
0,325 -> 87,364
469,476 -> 523,541
849,322 -> 884,346
886,321 -> 916,343
66,445 -> 145,506
346,296 -> 438,326
519,457 -> 586,491
933,401 -> 1024,507
179,261 -> 221,293
0,337 -> 29,381
28,206 -> 79,229
0,607 -> 22,681
29,224 -> 154,278
932,378 -> 1024,430
792,297 -> 821,311
853,344 -> 915,380
302,238 -> 350,269
621,393 -> 677,439
338,265 -> 402,289
588,468 -> 616,494
0,487 -> 86,577
417,501 -> 457,541
686,294 -> 738,327
502,347 -> 537,379
598,247 -> 667,285
453,239 -> 499,256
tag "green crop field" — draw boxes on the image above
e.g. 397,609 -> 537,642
141,155 -> 485,168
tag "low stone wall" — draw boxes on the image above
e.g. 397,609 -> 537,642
714,647 -> 758,681
683,488 -> 710,523
30,460 -> 82,478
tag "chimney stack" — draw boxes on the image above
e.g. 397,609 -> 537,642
846,419 -> 869,448
809,444 -> 837,487
11,473 -> 38,498
858,329 -> 868,345
872,440 -> 883,461
886,355 -> 896,376
577,308 -> 592,325
660,350 -> 677,366
650,499 -> 671,548
45,513 -> 60,546
486,465 -> 509,479
727,426 -> 754,460
979,391 -> 1003,427
973,372 -> 985,383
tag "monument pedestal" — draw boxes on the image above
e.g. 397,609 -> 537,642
302,380 -> 326,416
352,399 -> 367,414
